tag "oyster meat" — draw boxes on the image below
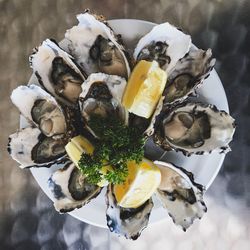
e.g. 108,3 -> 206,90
163,48 -> 216,105
106,185 -> 153,240
134,22 -> 191,73
154,102 -> 236,155
8,127 -> 66,168
79,73 -> 128,128
154,161 -> 207,231
48,162 -> 101,213
11,85 -> 67,138
30,39 -> 85,106
64,11 -> 131,78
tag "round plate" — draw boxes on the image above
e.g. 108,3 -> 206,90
30,19 -> 229,228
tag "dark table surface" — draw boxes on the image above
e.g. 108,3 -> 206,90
0,0 -> 250,249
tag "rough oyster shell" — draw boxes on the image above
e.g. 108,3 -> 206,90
106,185 -> 153,240
11,85 -> 67,138
163,48 -> 216,105
154,161 -> 207,231
30,39 -> 85,106
154,102 -> 236,155
134,22 -> 191,73
48,162 -> 101,213
64,11 -> 131,78
79,73 -> 128,129
8,127 -> 66,168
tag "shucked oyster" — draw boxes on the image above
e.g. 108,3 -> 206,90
30,39 -> 85,106
79,73 -> 128,129
64,11 -> 131,78
106,185 -> 153,240
8,127 -> 66,168
154,161 -> 207,231
48,162 -> 101,213
134,22 -> 191,73
11,85 -> 67,138
163,48 -> 216,105
154,102 -> 236,155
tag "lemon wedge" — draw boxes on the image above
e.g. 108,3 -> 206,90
65,135 -> 94,167
113,158 -> 161,208
122,60 -> 167,119
65,135 -> 109,187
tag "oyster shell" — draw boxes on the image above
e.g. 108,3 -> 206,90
11,85 -> 67,138
8,127 -> 66,168
154,102 -> 236,155
64,11 -> 131,78
134,22 -> 191,73
79,73 -> 128,128
163,48 -> 216,105
48,162 -> 101,213
154,161 -> 207,231
30,39 -> 85,106
106,185 -> 153,240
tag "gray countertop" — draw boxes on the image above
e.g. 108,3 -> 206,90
0,0 -> 249,249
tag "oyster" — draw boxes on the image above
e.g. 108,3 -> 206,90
30,39 -> 85,106
163,48 -> 216,105
106,185 -> 153,240
11,85 -> 67,138
79,73 -> 128,127
64,11 -> 131,78
134,22 -> 191,73
154,102 -> 236,155
154,161 -> 207,231
8,127 -> 66,168
48,162 -> 101,213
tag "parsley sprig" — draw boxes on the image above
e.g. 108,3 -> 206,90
78,115 -> 146,185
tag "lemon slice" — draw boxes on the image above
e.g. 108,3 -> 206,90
65,135 -> 110,187
113,158 -> 161,208
122,60 -> 167,119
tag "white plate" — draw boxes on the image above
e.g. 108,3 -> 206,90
30,19 -> 229,228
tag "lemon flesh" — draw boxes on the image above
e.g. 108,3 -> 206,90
113,158 -> 161,208
65,135 -> 109,187
122,60 -> 167,119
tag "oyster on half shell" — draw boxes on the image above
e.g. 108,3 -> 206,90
106,185 -> 153,240
48,162 -> 101,213
11,85 -> 67,138
64,11 -> 131,78
154,102 -> 236,155
8,127 -> 66,168
79,73 -> 128,132
30,39 -> 85,106
154,161 -> 207,231
134,22 -> 191,73
163,48 -> 216,105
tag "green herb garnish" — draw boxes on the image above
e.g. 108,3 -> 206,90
78,114 -> 146,185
